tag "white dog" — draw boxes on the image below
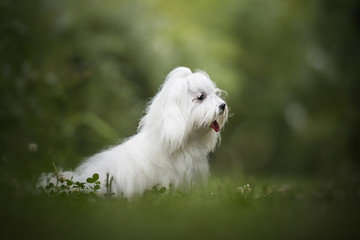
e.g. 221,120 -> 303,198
38,67 -> 228,198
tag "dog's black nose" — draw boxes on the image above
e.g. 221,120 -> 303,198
219,103 -> 226,111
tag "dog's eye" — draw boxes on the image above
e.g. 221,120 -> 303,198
197,93 -> 206,101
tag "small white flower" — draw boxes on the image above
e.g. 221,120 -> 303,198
28,143 -> 38,152
243,184 -> 252,192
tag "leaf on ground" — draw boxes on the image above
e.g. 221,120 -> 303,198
87,178 -> 94,183
92,173 -> 99,181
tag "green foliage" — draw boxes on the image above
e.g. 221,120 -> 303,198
86,173 -> 100,191
39,172 -> 103,199
2,176 -> 360,239
1,0 -> 359,179
143,184 -> 184,200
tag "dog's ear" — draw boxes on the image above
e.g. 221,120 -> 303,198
166,67 -> 192,80
139,67 -> 192,152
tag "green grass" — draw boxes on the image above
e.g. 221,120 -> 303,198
1,175 -> 360,240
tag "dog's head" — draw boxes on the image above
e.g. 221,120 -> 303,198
139,67 -> 228,152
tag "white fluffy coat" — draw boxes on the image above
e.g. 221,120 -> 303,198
38,67 -> 228,198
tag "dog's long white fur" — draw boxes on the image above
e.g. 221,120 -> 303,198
38,67 -> 228,198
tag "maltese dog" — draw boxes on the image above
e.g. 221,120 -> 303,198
38,67 -> 228,198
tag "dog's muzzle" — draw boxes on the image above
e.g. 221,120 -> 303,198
210,103 -> 227,132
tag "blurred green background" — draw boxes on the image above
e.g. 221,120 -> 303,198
1,1 -> 360,239
1,0 -> 360,180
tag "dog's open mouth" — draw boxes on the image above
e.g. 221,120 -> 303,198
210,120 -> 220,132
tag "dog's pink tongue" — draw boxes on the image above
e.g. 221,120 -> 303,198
211,121 -> 220,132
